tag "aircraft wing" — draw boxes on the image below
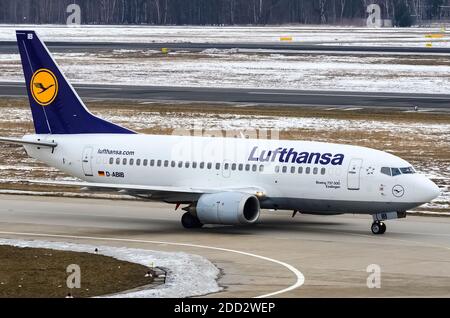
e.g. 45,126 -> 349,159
28,180 -> 265,203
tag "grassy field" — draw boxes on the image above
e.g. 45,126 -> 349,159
0,245 -> 155,298
0,97 -> 448,213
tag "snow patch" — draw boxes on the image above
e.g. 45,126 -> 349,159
2,46 -> 450,94
0,25 -> 449,47
0,238 -> 221,298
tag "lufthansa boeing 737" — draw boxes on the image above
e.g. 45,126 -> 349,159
0,31 -> 441,234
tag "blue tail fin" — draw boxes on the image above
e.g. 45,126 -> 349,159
16,30 -> 134,135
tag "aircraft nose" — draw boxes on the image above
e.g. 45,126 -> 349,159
420,177 -> 441,202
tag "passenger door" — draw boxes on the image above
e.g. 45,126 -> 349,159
347,158 -> 363,190
82,147 -> 94,177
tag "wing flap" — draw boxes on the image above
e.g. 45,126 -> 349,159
29,180 -> 204,194
28,180 -> 265,202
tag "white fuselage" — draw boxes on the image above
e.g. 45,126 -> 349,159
23,133 -> 439,215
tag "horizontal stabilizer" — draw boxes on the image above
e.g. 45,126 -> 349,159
0,137 -> 57,147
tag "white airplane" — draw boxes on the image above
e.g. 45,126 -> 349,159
0,30 -> 440,234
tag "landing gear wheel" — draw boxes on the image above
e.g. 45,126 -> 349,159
379,222 -> 387,234
181,212 -> 203,229
371,221 -> 386,235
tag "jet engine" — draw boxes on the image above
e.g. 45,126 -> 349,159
194,192 -> 260,225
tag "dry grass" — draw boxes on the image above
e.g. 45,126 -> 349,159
0,245 -> 155,298
1,97 -> 449,124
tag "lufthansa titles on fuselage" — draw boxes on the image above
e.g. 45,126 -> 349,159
248,146 -> 345,165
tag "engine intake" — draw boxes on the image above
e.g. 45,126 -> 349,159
196,192 -> 260,225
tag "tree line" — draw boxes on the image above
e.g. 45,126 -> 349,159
0,0 -> 447,26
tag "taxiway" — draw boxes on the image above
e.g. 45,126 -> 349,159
0,194 -> 449,297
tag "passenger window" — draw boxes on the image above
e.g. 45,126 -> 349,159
178,161 -> 183,168
143,159 -> 148,166
150,159 -> 155,167
245,164 -> 250,171
291,166 -> 295,174
216,163 -> 220,170
259,165 -> 264,172
298,167 -> 303,174
224,163 -> 229,170
381,167 -> 391,176
232,163 -> 236,171
275,166 -> 280,173
238,164 -> 243,171
192,162 -> 197,168
392,168 -> 401,176
252,164 -> 257,172
116,158 -> 120,165
185,162 -> 190,168
321,168 -> 326,175
157,160 -> 162,167
306,167 -> 311,174
136,159 -> 141,166
200,162 -> 205,169
130,158 -> 134,165
122,158 -> 127,165
171,161 -> 176,167
282,166 -> 287,173
109,158 -> 114,164
313,167 -> 318,175
207,163 -> 212,169
164,160 -> 169,167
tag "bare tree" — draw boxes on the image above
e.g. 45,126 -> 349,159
319,0 -> 327,24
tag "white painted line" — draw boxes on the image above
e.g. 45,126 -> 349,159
342,107 -> 363,111
0,230 -> 305,298
75,86 -> 122,90
409,210 -> 450,217
0,84 -> 23,87
248,91 -> 450,100
323,107 -> 337,111
234,103 -> 258,108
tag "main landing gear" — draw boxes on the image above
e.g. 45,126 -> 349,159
181,212 -> 203,229
371,221 -> 386,235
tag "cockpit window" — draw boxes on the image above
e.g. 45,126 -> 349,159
381,166 -> 415,177
400,167 -> 415,174
381,167 -> 391,176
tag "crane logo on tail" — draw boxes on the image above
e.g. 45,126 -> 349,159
30,68 -> 58,106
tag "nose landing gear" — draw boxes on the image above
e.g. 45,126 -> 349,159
371,221 -> 386,235
370,211 -> 406,235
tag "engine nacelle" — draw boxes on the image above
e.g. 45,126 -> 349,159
196,192 -> 260,225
